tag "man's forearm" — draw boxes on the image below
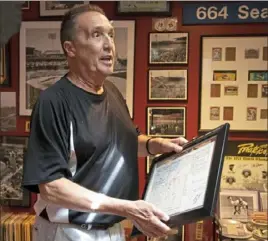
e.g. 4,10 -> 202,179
39,177 -> 131,217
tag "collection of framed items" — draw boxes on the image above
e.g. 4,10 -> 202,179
199,35 -> 268,132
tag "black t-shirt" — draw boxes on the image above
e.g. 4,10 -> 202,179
22,76 -> 139,225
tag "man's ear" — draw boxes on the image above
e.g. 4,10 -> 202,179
63,41 -> 75,57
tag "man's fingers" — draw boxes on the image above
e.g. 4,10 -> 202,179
171,137 -> 188,145
152,206 -> 170,222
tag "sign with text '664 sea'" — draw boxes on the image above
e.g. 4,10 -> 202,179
182,2 -> 268,25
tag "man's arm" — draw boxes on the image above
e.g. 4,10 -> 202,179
39,177 -> 171,237
138,134 -> 188,157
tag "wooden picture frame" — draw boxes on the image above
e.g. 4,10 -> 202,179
147,107 -> 186,137
39,1 -> 90,16
19,21 -> 135,118
199,35 -> 268,132
147,226 -> 184,241
25,120 -> 30,132
148,69 -> 188,100
0,136 -> 30,207
116,1 -> 171,16
149,32 -> 188,65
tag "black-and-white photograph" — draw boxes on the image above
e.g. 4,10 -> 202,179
147,107 -> 186,137
219,190 -> 259,222
0,136 -> 30,207
19,21 -> 135,117
19,22 -> 67,116
106,21 -> 135,118
148,69 -> 187,100
40,1 -> 89,16
0,92 -> 16,131
245,48 -> 259,59
149,33 -> 188,64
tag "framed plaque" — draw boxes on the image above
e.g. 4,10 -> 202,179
131,123 -> 230,237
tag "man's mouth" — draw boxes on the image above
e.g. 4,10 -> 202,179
100,56 -> 113,65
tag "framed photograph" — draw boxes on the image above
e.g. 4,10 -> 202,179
219,189 -> 259,222
19,21 -> 135,118
149,33 -> 188,64
199,35 -> 268,131
39,1 -> 90,16
0,46 -> 10,86
148,69 -> 187,100
116,1 -> 171,16
131,124 -> 230,239
147,107 -> 186,137
0,136 -> 30,207
0,92 -> 16,132
221,140 -> 268,192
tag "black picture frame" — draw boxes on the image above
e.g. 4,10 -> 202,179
0,136 -> 31,207
131,123 -> 230,237
116,1 -> 171,16
149,32 -> 189,65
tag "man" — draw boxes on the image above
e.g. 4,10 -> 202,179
22,4 -> 187,241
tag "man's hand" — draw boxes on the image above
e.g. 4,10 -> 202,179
148,137 -> 188,155
126,200 -> 171,237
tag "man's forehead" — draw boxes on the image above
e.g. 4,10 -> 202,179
76,11 -> 113,29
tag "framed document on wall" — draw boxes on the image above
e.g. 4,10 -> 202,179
199,35 -> 268,132
131,123 -> 230,237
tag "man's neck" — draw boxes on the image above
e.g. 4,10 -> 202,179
67,71 -> 104,95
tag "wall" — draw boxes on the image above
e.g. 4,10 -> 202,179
1,1 -> 267,241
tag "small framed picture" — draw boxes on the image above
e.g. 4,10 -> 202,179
0,92 -> 16,131
25,120 -> 30,132
219,189 -> 259,222
148,69 -> 187,100
213,70 -> 236,81
116,1 -> 171,16
245,48 -> 259,59
224,86 -> 238,96
210,84 -> 221,97
261,84 -> 268,97
147,107 -> 186,137
0,46 -> 10,86
40,1 -> 90,16
247,107 -> 257,121
210,107 -> 220,120
0,136 -> 30,207
149,32 -> 188,64
212,48 -> 222,61
248,70 -> 268,81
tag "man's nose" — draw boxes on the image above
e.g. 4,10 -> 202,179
103,34 -> 113,50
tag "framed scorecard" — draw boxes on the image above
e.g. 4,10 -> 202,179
131,123 -> 230,237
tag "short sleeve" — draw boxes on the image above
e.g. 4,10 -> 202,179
22,94 -> 72,193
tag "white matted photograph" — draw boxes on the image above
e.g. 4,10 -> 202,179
40,1 -> 90,16
0,92 -> 16,131
219,189 -> 259,222
147,107 -> 186,137
148,69 -> 187,100
149,33 -> 188,64
19,21 -> 135,117
19,21 -> 67,116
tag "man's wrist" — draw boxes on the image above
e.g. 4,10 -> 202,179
146,137 -> 155,155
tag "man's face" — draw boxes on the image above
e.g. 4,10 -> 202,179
69,11 -> 115,76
